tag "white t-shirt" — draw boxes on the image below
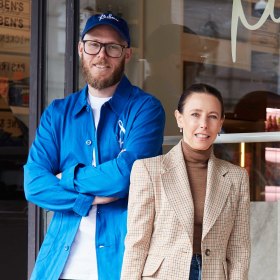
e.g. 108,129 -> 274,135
60,94 -> 111,280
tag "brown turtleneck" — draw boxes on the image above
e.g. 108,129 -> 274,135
181,140 -> 212,254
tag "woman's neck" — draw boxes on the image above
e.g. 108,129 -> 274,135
181,140 -> 212,163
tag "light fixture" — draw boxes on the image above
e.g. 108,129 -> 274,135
240,142 -> 245,168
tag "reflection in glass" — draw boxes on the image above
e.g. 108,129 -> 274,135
41,0 -> 66,236
214,141 -> 280,202
0,0 -> 30,278
183,0 -> 280,134
46,1 -> 66,104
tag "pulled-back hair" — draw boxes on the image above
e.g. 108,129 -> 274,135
177,83 -> 224,117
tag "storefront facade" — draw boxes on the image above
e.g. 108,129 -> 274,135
0,0 -> 30,279
0,0 -> 279,279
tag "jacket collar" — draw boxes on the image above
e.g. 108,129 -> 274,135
161,140 -> 228,176
73,75 -> 132,116
161,141 -> 194,243
108,75 -> 133,116
161,140 -> 185,171
161,140 -> 231,241
73,85 -> 88,116
202,151 -> 231,239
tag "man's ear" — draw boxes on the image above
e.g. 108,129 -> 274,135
124,48 -> 132,62
78,41 -> 83,58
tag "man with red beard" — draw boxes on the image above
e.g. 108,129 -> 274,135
24,13 -> 165,280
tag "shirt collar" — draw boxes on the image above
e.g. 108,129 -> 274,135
73,75 -> 132,116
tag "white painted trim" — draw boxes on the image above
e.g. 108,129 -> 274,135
164,131 -> 280,145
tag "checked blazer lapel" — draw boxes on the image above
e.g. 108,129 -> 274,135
161,142 -> 194,244
202,154 -> 232,240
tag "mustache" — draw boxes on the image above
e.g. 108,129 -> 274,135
91,59 -> 108,66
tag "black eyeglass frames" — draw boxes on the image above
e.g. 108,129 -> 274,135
82,40 -> 128,58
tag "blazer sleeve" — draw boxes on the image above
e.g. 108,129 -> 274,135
226,168 -> 251,280
121,159 -> 155,280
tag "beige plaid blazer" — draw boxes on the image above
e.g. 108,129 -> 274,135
121,141 -> 250,280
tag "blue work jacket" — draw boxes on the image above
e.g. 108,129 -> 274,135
24,76 -> 165,280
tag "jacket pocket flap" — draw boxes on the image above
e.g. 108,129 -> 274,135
142,254 -> 165,276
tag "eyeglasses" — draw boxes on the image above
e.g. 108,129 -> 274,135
82,40 -> 127,58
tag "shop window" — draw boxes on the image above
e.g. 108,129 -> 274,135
180,0 -> 280,203
31,1 -> 279,279
76,0 -> 280,203
0,0 -> 30,278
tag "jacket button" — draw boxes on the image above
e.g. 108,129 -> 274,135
85,140 -> 92,145
205,249 -> 211,256
64,245 -> 70,251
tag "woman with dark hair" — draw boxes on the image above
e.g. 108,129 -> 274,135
121,83 -> 250,280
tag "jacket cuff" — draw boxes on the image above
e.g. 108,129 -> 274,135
60,163 -> 83,191
73,193 -> 94,216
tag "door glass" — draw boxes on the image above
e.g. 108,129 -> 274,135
0,0 -> 30,278
46,0 -> 66,105
43,0 -> 66,231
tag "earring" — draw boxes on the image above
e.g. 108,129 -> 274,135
180,128 -> 183,133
